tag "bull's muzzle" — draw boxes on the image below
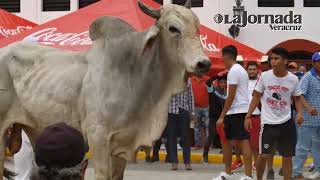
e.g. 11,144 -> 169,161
196,59 -> 211,74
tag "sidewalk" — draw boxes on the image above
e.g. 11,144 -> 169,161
136,148 -> 313,166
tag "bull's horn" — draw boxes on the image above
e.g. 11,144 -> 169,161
138,1 -> 161,19
184,0 -> 192,9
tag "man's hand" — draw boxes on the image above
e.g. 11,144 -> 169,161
307,107 -> 318,116
296,113 -> 304,125
244,115 -> 252,132
191,114 -> 198,123
216,117 -> 224,127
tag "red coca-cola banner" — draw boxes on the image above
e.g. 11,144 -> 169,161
0,9 -> 37,39
0,0 -> 263,75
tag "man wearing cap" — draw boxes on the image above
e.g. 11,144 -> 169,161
293,52 -> 320,179
288,62 -> 298,74
30,123 -> 89,180
260,55 -> 271,72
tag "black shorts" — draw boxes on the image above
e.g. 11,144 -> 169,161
224,113 -> 250,140
260,119 -> 297,157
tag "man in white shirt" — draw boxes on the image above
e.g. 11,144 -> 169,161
245,48 -> 303,180
246,61 -> 261,167
213,45 -> 253,180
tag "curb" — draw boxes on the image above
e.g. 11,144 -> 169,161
136,152 -> 313,166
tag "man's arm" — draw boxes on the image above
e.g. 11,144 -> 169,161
188,82 -> 195,114
294,96 -> 304,125
246,91 -> 262,117
217,85 -> 237,125
206,76 -> 218,87
244,91 -> 262,131
300,95 -> 318,116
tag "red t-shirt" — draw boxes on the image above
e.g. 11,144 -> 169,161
191,76 -> 209,108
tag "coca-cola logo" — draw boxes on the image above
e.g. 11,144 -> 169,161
200,34 -> 220,52
0,26 -> 33,37
23,28 -> 92,46
23,27 -> 219,52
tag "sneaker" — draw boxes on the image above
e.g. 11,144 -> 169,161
292,174 -> 304,180
212,172 -> 234,180
202,155 -> 209,165
231,160 -> 243,171
278,168 -> 283,176
266,169 -> 275,179
307,171 -> 320,179
239,175 -> 254,180
185,164 -> 192,170
309,163 -> 315,172
171,163 -> 178,170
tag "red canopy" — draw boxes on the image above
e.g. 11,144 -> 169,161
0,9 -> 37,39
0,0 -> 263,75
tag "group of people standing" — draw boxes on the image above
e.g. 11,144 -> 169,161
150,44 -> 319,180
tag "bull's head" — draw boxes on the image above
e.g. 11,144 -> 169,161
138,0 -> 211,75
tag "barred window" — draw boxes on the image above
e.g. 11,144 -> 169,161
258,0 -> 294,7
43,0 -> 70,11
0,0 -> 20,12
172,0 -> 203,7
304,0 -> 320,7
79,0 -> 100,8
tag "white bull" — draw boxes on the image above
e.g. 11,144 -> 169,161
0,0 -> 211,179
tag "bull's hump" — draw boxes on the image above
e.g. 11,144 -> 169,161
89,16 -> 136,41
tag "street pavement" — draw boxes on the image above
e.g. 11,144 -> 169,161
85,161 -> 287,180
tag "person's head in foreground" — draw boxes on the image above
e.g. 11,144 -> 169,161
246,61 -> 259,80
288,62 -> 298,73
312,52 -> 320,74
217,73 -> 227,91
298,65 -> 307,74
260,55 -> 271,72
270,47 -> 289,72
31,123 -> 89,180
222,45 -> 238,70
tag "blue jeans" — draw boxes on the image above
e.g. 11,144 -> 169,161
293,126 -> 320,176
194,107 -> 209,146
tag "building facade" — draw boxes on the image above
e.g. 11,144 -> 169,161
1,0 -> 319,59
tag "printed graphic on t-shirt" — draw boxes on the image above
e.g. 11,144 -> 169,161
267,85 -> 289,111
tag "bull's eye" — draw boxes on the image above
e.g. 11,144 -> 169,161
169,26 -> 181,35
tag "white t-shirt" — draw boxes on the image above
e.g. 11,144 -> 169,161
227,63 -> 250,115
248,79 -> 261,115
255,70 -> 301,125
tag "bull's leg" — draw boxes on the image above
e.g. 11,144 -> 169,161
0,129 -> 6,180
87,126 -> 112,180
112,156 -> 127,180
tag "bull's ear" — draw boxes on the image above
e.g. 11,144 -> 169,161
141,26 -> 160,56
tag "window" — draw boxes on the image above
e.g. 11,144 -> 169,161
304,0 -> 320,7
172,0 -> 203,7
258,0 -> 294,7
0,0 -> 20,12
79,0 -> 100,8
154,0 -> 163,5
43,0 -> 70,11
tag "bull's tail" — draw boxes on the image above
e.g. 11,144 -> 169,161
4,167 -> 16,180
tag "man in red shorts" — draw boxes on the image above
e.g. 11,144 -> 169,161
246,61 -> 261,168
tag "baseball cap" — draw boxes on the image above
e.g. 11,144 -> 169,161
259,55 -> 269,63
312,52 -> 320,62
288,62 -> 298,69
35,123 -> 89,168
236,55 -> 244,62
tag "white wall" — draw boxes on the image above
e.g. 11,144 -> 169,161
191,0 -> 320,53
13,0 -> 320,53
